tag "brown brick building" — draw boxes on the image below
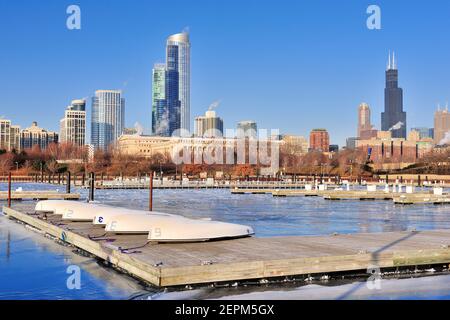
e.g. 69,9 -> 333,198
309,129 -> 329,152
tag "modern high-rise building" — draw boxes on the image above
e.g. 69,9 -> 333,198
60,99 -> 86,146
20,122 -> 58,150
167,32 -> 191,133
194,110 -> 224,137
151,63 -> 167,135
91,90 -> 125,150
237,121 -> 257,138
381,52 -> 406,138
151,32 -> 191,136
0,119 -> 20,152
434,105 -> 450,145
357,103 -> 373,137
309,129 -> 330,152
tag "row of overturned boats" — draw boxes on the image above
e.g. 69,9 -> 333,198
34,200 -> 254,243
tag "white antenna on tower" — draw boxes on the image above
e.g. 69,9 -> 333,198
387,51 -> 391,70
392,51 -> 396,69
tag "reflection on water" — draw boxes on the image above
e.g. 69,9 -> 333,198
2,183 -> 450,299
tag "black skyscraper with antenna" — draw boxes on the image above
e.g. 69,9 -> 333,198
381,52 -> 406,138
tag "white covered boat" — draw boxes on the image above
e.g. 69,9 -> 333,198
105,214 -> 254,242
35,200 -> 255,242
93,208 -> 155,225
60,203 -> 148,222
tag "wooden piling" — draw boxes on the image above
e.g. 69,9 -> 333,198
7,172 -> 11,208
89,172 -> 95,202
66,172 -> 71,194
149,171 -> 154,211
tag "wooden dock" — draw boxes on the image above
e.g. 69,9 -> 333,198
323,191 -> 395,201
393,194 -> 450,205
234,187 -> 450,204
0,191 -> 80,201
3,205 -> 450,287
231,188 -> 282,195
272,189 -> 323,197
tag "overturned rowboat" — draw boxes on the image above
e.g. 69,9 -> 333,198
105,214 -> 254,242
35,200 -> 99,215
35,200 -> 144,222
34,200 -> 255,242
92,207 -> 172,226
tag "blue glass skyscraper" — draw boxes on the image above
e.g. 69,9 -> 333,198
166,44 -> 181,135
91,90 -> 125,150
152,64 -> 168,136
167,32 -> 191,133
152,32 -> 190,136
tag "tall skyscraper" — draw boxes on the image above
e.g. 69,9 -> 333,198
309,129 -> 330,152
91,90 -> 125,150
194,110 -> 224,137
167,32 -> 191,133
166,41 -> 181,136
434,105 -> 450,145
151,32 -> 191,136
152,63 -> 167,135
381,52 -> 406,138
60,99 -> 86,146
357,103 -> 371,137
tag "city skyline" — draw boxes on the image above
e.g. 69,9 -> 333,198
1,1 -> 450,146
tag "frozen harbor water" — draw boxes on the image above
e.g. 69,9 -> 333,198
1,183 -> 450,299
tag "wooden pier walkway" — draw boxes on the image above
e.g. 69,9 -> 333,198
233,187 -> 450,204
0,191 -> 80,201
323,191 -> 395,201
3,205 -> 450,287
393,194 -> 450,205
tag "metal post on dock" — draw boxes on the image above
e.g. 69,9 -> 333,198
7,172 -> 12,208
66,172 -> 71,194
149,171 -> 154,211
89,172 -> 95,202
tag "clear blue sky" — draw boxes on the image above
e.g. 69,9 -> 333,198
1,0 -> 449,146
